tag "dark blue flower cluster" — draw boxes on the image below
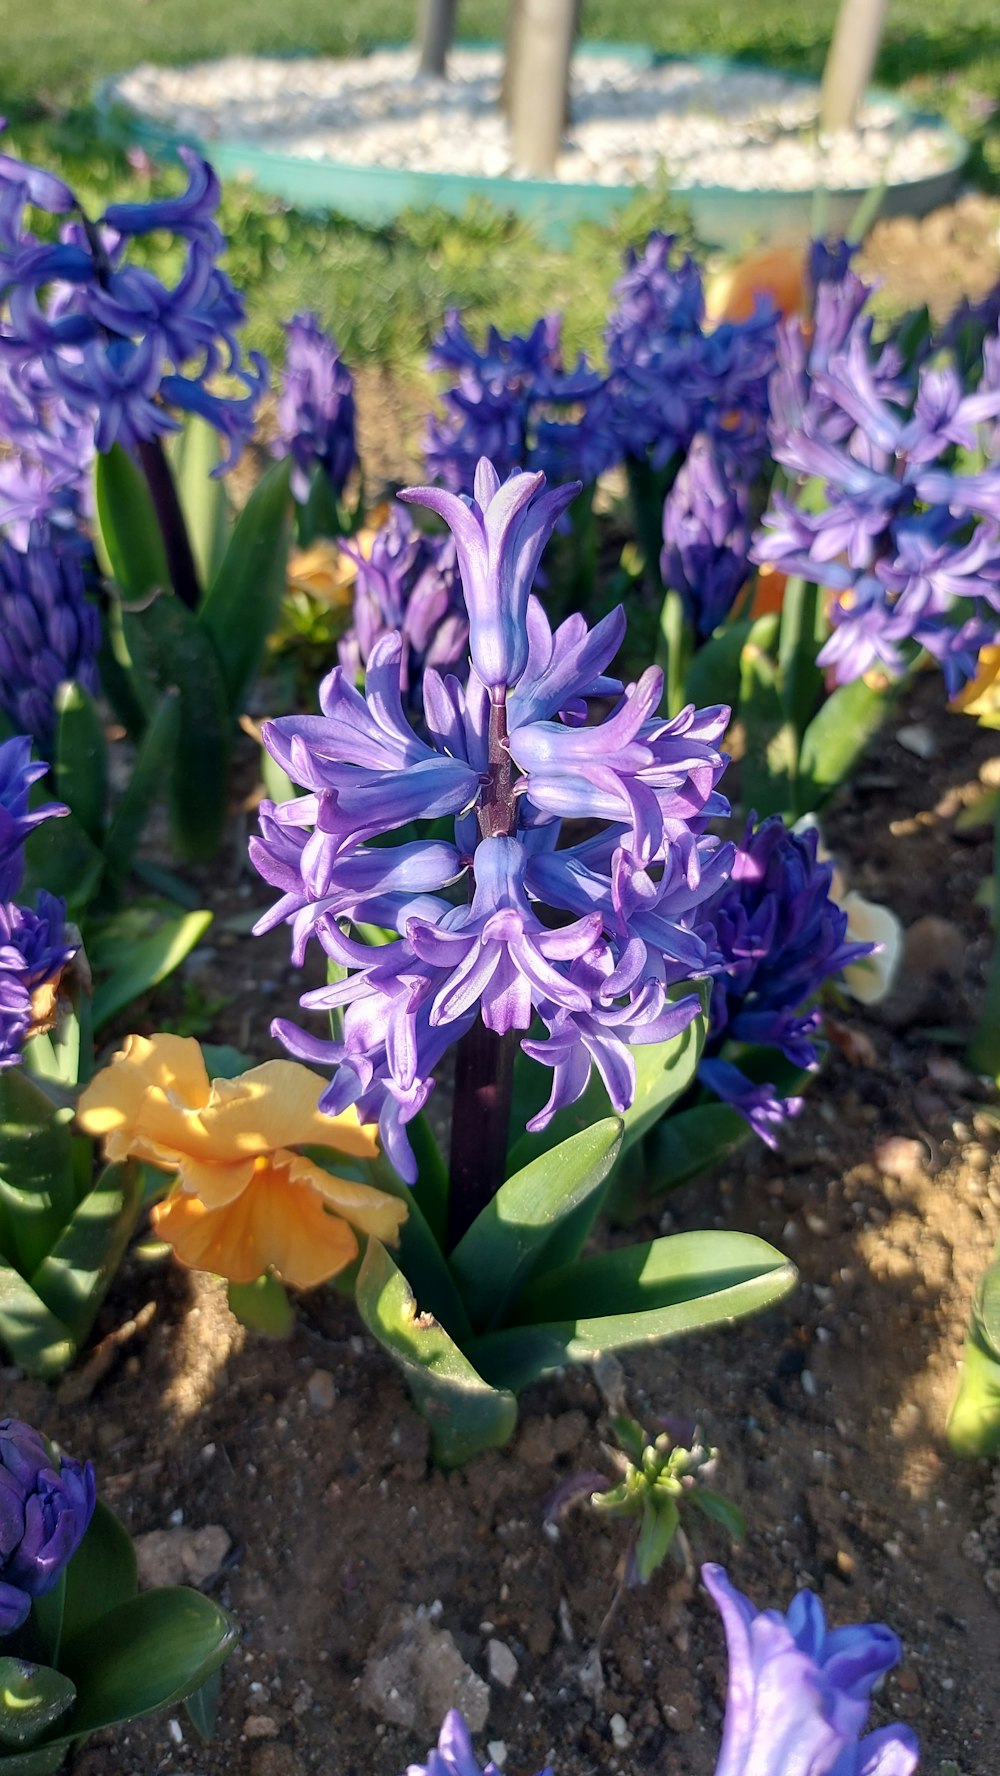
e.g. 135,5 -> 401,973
660,433 -> 753,639
424,310 -> 617,495
699,816 -> 872,1143
0,521 -> 101,746
604,231 -> 778,477
755,272 -> 1000,691
0,736 -> 75,1067
273,312 -> 357,505
0,1418 -> 95,1634
0,135 -> 266,470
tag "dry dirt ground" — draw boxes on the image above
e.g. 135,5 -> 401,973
5,676 -> 1000,1776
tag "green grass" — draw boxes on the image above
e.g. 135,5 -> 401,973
0,1 -> 997,373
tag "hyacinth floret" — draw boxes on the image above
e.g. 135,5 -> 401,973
337,506 -> 466,708
252,458 -> 733,1179
0,735 -> 74,1066
273,311 -> 357,504
0,734 -> 66,901
424,309 -> 617,495
405,1709 -> 551,1776
0,356 -> 94,540
755,278 -> 1000,691
698,816 -> 873,1144
0,521 -> 101,746
604,231 -> 777,475
0,1418 -> 96,1633
660,432 -> 753,638
0,133 -> 266,466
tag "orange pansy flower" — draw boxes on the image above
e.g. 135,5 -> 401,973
77,1034 -> 404,1289
704,247 -> 807,326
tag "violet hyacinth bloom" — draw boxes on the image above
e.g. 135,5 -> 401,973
0,356 -> 94,541
704,1564 -> 919,1776
403,1568 -> 918,1776
0,734 -> 66,901
337,506 -> 466,709
698,816 -> 873,1144
0,134 -> 266,465
0,890 -> 76,1067
273,312 -> 356,504
755,278 -> 1000,691
661,433 -> 754,638
604,231 -> 777,475
252,457 -> 733,1179
0,522 -> 101,746
424,309 -> 617,495
0,1419 -> 95,1634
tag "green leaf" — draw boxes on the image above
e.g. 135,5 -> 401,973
227,1275 -> 295,1338
0,1265 -> 75,1379
90,909 -> 212,1029
59,1588 -> 237,1736
691,1488 -> 746,1543
0,1740 -> 66,1773
634,1495 -> 679,1583
683,618 -> 752,714
977,1251 -> 1000,1353
25,1574 -> 65,1672
51,684 -> 106,847
103,691 -> 181,887
21,807 -> 104,917
184,1668 -> 222,1742
169,416 -> 228,586
93,446 -> 170,599
201,1045 -> 254,1080
360,1158 -> 471,1339
0,1071 -> 76,1278
739,618 -> 797,818
61,1502 -> 138,1647
29,1162 -> 143,1350
199,457 -> 292,713
777,576 -> 823,740
0,1661 -> 75,1750
507,997 -> 707,1177
946,1328 -> 1000,1460
798,677 -> 892,813
355,1240 -> 517,1466
450,1118 -> 623,1333
467,1230 -> 796,1393
122,593 -> 231,861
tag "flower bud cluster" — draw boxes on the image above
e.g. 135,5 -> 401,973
0,521 -> 101,746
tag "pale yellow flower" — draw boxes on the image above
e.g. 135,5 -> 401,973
77,1034 -> 404,1289
951,645 -> 1000,725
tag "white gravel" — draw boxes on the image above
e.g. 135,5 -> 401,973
110,48 -> 957,194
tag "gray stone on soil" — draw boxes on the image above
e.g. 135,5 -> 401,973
361,1605 -> 490,1737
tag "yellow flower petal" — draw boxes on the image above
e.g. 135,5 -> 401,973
77,1033 -> 211,1160
282,1152 -> 407,1243
951,645 -> 1000,718
705,247 -> 807,325
196,1062 -> 379,1160
152,1167 -> 360,1289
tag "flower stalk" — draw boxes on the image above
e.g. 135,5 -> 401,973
135,436 -> 202,613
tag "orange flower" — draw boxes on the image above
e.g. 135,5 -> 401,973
704,246 -> 807,326
749,563 -> 788,619
77,1034 -> 404,1289
950,644 -> 1000,725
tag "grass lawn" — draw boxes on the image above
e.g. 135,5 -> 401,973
0,1 -> 998,373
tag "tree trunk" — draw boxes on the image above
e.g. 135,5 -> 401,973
417,0 -> 458,77
819,0 -> 891,133
507,0 -> 577,178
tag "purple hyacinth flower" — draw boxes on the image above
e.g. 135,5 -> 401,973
0,1418 -> 96,1634
0,522 -> 101,747
0,734 -> 67,902
0,890 -> 76,1067
400,459 -> 579,693
273,311 -> 357,504
337,507 -> 467,710
661,434 -> 753,639
405,1708 -> 552,1776
703,1563 -> 919,1776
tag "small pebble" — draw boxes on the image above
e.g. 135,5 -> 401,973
306,1369 -> 337,1411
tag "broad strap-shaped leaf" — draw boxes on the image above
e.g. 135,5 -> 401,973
0,1071 -> 77,1278
52,684 -> 106,848
357,1155 -> 471,1339
507,998 -> 707,1177
466,1230 -> 796,1394
450,1118 -> 623,1333
29,1162 -> 143,1350
90,908 -> 212,1030
739,613 -> 797,820
103,691 -> 181,888
169,415 -> 228,586
60,1501 -> 138,1647
0,1660 -> 75,1750
683,616 -> 752,715
122,591 -> 231,861
184,1668 -> 223,1743
93,445 -> 170,600
227,1275 -> 295,1338
199,456 -> 292,713
21,804 -> 104,916
777,575 -> 824,741
797,676 -> 893,814
355,1240 -> 516,1467
691,1489 -> 746,1543
634,1495 -> 679,1584
58,1588 -> 237,1736
946,1247 -> 1000,1461
0,1264 -> 76,1379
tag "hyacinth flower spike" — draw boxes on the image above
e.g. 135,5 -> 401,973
255,458 -> 734,1236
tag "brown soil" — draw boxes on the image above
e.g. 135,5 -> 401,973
5,674 -> 1000,1776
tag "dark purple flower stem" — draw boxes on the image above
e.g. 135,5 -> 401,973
447,692 -> 518,1247
136,436 -> 202,613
